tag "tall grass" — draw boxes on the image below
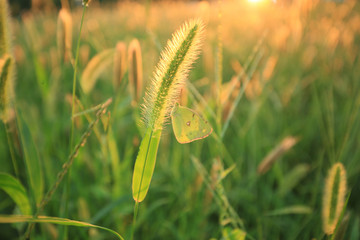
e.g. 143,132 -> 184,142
1,0 -> 360,239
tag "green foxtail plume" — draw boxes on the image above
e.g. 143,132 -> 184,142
322,162 -> 347,235
141,19 -> 205,131
132,19 -> 205,203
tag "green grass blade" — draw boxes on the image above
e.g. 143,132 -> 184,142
17,111 -> 44,207
0,215 -> 124,240
132,127 -> 162,202
108,127 -> 121,197
265,205 -> 312,216
33,54 -> 48,98
278,164 -> 310,196
0,173 -> 32,215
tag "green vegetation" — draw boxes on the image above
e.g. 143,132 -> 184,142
0,0 -> 360,239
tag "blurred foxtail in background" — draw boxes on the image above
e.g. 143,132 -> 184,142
322,162 -> 347,235
128,38 -> 143,105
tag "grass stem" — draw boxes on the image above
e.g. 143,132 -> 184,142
131,201 -> 140,240
4,121 -> 19,178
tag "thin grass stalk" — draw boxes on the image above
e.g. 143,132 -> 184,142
4,121 -> 18,177
63,4 -> 87,239
221,46 -> 265,139
215,0 -> 223,136
190,156 -> 245,230
70,2 -> 87,156
219,31 -> 267,138
24,98 -> 112,238
130,201 -> 139,240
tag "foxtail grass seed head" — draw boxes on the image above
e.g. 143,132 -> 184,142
113,42 -> 126,90
128,39 -> 143,104
132,19 -> 205,203
57,8 -> 72,63
322,162 -> 347,235
257,136 -> 298,175
0,54 -> 12,122
141,19 -> 205,131
0,0 -> 12,56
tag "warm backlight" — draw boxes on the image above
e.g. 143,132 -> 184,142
248,0 -> 262,3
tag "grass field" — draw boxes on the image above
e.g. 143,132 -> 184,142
1,0 -> 360,239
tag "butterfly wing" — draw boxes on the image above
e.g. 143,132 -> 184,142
171,103 -> 213,144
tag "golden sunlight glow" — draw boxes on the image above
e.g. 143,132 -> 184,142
248,0 -> 263,3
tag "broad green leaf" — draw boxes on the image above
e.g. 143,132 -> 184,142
0,215 -> 123,240
17,111 -> 44,206
81,49 -> 114,94
265,205 -> 312,216
132,128 -> 161,202
0,173 -> 32,215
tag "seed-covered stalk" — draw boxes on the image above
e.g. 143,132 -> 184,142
132,19 -> 205,203
322,162 -> 347,235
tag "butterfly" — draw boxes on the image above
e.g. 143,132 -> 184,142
170,103 -> 213,144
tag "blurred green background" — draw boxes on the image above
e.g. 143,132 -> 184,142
1,0 -> 360,239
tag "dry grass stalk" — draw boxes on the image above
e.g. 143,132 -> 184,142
113,42 -> 127,90
128,39 -> 143,104
257,136 -> 299,175
322,162 -> 347,235
57,8 -> 73,63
